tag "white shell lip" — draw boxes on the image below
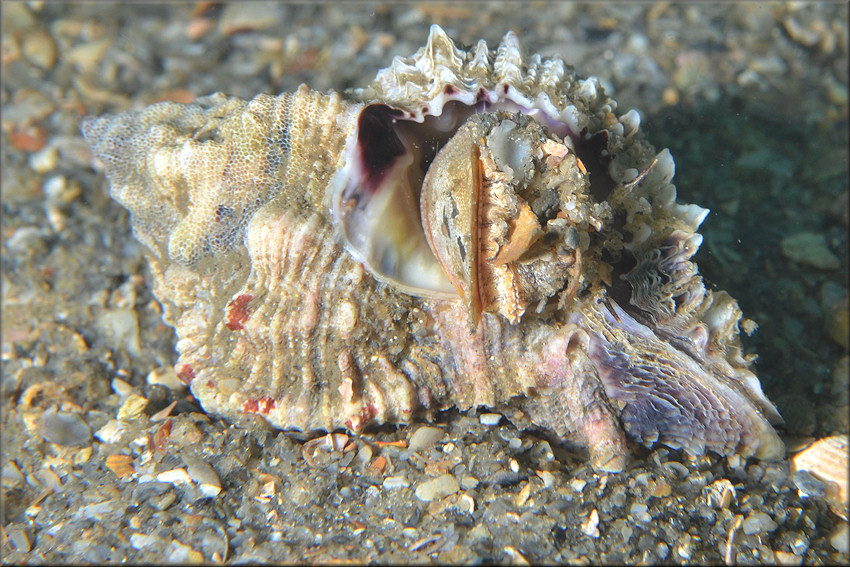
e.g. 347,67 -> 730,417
359,26 -> 583,136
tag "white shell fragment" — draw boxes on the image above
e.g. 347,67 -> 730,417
82,25 -> 784,472
792,435 -> 849,519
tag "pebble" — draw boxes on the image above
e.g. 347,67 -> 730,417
166,540 -> 204,563
536,470 -> 556,489
28,145 -> 58,173
5,226 -> 48,256
749,54 -> 787,76
76,501 -> 114,520
827,306 -> 849,350
761,464 -> 788,488
460,475 -> 479,490
414,473 -> 459,502
408,426 -> 444,453
774,550 -> 804,566
479,413 -> 502,426
793,469 -> 828,500
111,378 -> 135,397
2,461 -> 24,490
155,468 -> 193,487
117,394 -> 149,421
747,464 -> 765,483
130,533 -> 162,551
8,526 -> 32,552
94,419 -> 126,444
780,232 -> 840,270
183,455 -> 222,497
5,89 -> 55,124
146,367 -> 186,391
831,523 -> 849,554
165,540 -> 204,565
457,493 -> 475,514
65,38 -> 113,73
743,511 -> 779,535
39,406 -> 92,446
651,479 -> 672,498
609,485 -> 627,508
514,482 -> 532,507
485,468 -> 524,489
34,468 -> 61,491
630,502 -> 652,523
219,2 -> 281,35
95,309 -> 142,358
22,29 -> 57,70
614,518 -> 633,542
355,444 -> 373,468
529,440 -> 555,463
580,509 -> 600,538
401,527 -> 418,539
383,475 -> 410,489
150,491 -> 177,511
3,1 -> 36,29
105,454 -> 135,478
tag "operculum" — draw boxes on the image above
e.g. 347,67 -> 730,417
420,121 -> 482,327
422,113 -> 586,328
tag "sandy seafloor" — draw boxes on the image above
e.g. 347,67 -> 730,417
2,2 -> 848,564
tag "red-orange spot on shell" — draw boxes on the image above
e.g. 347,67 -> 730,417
242,395 -> 276,415
346,403 -> 378,432
226,294 -> 254,331
177,364 -> 195,385
258,396 -> 276,414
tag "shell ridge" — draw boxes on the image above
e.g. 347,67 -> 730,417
585,293 -> 783,460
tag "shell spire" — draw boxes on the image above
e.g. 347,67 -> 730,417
423,24 -> 465,73
493,29 -> 528,87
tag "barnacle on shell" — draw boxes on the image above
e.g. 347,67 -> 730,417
82,25 -> 783,472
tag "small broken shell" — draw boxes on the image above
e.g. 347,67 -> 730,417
792,435 -> 849,519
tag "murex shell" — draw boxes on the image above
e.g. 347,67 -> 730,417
83,26 -> 783,471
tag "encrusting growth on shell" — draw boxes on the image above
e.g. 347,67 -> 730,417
83,25 -> 784,472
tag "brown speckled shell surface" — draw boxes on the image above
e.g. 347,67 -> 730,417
83,25 -> 783,472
